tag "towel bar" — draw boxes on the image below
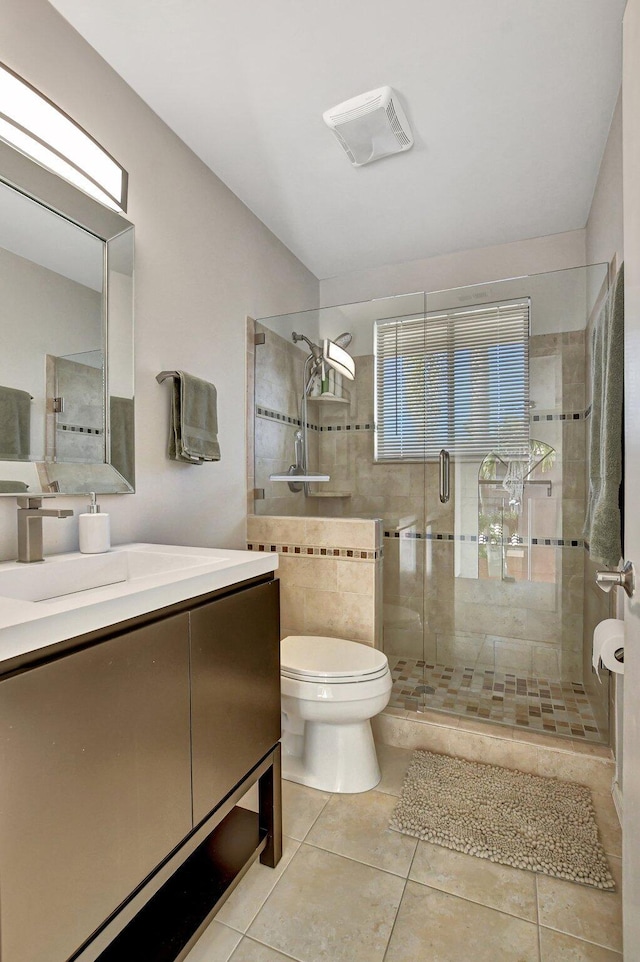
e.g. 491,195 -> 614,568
156,370 -> 180,383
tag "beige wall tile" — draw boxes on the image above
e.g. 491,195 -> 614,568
532,644 -> 561,676
278,583 -> 306,634
536,747 -> 615,795
336,559 -> 376,595
446,729 -> 539,774
248,515 -> 308,545
304,518 -> 378,549
436,632 -> 486,668
492,637 -> 534,673
591,791 -> 622,859
304,588 -> 375,643
454,602 -> 527,638
281,555 -> 338,591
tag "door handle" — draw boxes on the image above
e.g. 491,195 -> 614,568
595,560 -> 635,598
439,449 -> 450,504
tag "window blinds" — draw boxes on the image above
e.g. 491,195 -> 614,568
374,300 -> 530,460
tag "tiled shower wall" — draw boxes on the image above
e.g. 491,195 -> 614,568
249,320 -> 319,518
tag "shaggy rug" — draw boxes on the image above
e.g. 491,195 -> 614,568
389,750 -> 615,890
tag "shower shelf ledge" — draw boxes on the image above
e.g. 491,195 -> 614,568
269,472 -> 330,482
307,394 -> 350,405
306,491 -> 352,499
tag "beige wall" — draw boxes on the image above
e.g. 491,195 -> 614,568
586,91 -> 624,269
0,0 -> 318,562
320,230 -> 586,307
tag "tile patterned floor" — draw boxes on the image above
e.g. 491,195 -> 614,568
388,657 -> 604,742
185,744 -> 622,962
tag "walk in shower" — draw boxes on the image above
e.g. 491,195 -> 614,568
251,263 -> 612,744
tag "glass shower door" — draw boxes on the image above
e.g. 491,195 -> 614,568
416,266 -> 610,741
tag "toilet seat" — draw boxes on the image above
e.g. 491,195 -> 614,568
281,635 -> 389,684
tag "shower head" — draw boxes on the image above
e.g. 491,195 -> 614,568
292,330 -> 355,383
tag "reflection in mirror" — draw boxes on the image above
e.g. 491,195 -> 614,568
0,157 -> 134,495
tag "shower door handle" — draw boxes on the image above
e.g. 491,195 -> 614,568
439,449 -> 450,504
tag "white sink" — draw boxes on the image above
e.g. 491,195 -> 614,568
0,546 -> 223,603
0,543 -> 279,669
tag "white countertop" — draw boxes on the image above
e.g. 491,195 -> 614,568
0,543 -> 278,671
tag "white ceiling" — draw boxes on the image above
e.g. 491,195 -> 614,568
48,0 -> 625,280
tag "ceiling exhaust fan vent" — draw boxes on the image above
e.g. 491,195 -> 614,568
323,86 -> 413,167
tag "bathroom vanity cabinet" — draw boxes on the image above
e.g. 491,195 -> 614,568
0,572 -> 281,962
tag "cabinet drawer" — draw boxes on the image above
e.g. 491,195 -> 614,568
190,578 -> 280,825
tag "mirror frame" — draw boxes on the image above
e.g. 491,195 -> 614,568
0,139 -> 135,496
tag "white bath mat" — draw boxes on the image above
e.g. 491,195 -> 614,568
390,750 -> 615,890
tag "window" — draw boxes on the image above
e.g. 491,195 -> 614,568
374,299 -> 530,460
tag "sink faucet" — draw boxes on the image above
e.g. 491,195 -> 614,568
17,497 -> 74,564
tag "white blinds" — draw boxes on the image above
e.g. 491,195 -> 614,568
374,300 -> 530,460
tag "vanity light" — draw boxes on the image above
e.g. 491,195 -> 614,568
322,338 -> 356,380
0,62 -> 128,212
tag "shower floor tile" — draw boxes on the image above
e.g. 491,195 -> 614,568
388,658 -> 604,742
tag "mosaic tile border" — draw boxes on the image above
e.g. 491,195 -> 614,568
256,404 -> 373,433
383,531 -> 584,548
247,541 -> 382,561
58,423 -> 103,435
531,411 -> 585,422
256,405 -> 316,431
321,423 -> 374,432
258,404 -> 591,432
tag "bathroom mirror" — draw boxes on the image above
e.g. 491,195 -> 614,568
0,139 -> 134,495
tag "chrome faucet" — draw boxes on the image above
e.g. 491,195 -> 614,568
17,497 -> 74,564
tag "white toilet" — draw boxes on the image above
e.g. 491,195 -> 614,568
280,635 -> 392,793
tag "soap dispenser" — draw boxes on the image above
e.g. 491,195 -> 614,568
79,492 -> 110,554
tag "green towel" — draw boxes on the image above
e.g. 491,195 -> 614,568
169,371 -> 220,464
0,480 -> 28,493
0,385 -> 31,460
584,264 -> 624,567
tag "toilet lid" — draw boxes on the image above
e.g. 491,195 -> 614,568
281,635 -> 389,680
